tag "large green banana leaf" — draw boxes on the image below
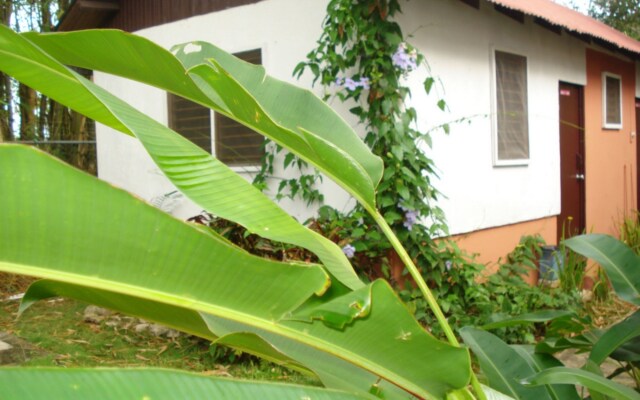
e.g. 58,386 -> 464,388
0,368 -> 375,400
564,234 -> 640,306
459,327 -> 579,400
0,145 -> 471,399
23,29 -> 383,201
0,24 -> 362,291
20,280 -> 314,375
19,279 -> 423,399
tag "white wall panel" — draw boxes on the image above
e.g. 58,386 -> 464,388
96,0 -> 588,232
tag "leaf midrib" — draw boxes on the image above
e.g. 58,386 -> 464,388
0,261 -> 432,399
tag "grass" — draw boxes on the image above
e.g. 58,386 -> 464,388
0,274 -> 319,386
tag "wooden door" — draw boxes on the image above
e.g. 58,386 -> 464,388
558,82 -> 585,240
637,98 -> 640,211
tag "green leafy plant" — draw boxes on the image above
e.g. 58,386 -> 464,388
458,236 -> 581,344
462,234 -> 640,399
620,211 -> 640,256
265,0 -> 454,263
0,26 -> 492,399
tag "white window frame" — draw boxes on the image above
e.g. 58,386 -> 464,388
602,72 -> 623,130
490,47 -> 530,167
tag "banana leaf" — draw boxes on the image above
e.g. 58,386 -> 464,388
564,234 -> 640,306
523,367 -> 640,400
0,145 -> 471,399
589,310 -> 640,366
0,368 -> 375,400
459,327 -> 577,400
0,24 -> 362,291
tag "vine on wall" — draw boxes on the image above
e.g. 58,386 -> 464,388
251,0 -> 583,341
254,0 -> 468,333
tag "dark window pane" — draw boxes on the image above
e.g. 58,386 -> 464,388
167,48 -> 264,166
605,75 -> 621,126
495,50 -> 529,161
168,93 -> 211,153
215,49 -> 265,166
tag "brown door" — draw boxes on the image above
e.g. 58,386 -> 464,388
558,82 -> 585,240
637,98 -> 640,211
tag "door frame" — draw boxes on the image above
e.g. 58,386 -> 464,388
558,81 -> 586,240
636,98 -> 640,211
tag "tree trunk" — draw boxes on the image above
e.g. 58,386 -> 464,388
18,83 -> 37,140
0,0 -> 13,142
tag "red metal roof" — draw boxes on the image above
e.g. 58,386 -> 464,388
486,0 -> 640,57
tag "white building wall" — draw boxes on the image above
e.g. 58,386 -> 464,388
95,0 -> 587,234
397,0 -> 586,234
95,0 -> 356,220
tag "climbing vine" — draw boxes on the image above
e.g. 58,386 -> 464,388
251,0 -> 583,343
255,0 -> 475,334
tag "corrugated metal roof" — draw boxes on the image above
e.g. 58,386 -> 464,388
485,0 -> 640,56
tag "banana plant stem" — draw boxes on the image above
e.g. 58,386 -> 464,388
370,209 -> 487,400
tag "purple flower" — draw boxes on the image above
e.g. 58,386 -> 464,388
399,205 -> 419,231
392,43 -> 418,71
343,78 -> 359,91
342,244 -> 356,258
336,76 -> 370,91
445,260 -> 452,271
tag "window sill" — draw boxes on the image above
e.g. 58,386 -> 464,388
493,159 -> 530,167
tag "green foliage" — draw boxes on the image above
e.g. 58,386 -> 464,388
0,368 -> 373,400
589,0 -> 640,40
565,234 -> 640,306
557,241 -> 587,296
311,207 -> 581,344
0,26 -> 482,399
462,236 -> 581,344
460,327 -> 581,400
270,0 -> 493,347
297,0 -> 447,222
465,234 -> 640,399
620,212 -> 640,256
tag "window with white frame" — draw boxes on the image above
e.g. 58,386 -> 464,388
493,50 -> 529,164
603,72 -> 622,129
168,49 -> 264,167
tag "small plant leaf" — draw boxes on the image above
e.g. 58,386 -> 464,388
523,367 -> 640,400
482,310 -> 574,330
460,327 -> 557,400
564,234 -> 640,305
589,309 -> 640,365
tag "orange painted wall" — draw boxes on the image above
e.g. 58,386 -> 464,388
452,216 -> 557,276
584,49 -> 637,235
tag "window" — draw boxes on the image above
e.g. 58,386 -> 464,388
493,50 -> 529,164
168,92 -> 212,153
603,72 -> 622,129
168,49 -> 264,167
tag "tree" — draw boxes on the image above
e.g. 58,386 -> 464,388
589,0 -> 640,40
0,0 -> 95,173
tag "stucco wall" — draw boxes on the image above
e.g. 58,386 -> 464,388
95,0 -> 587,237
397,0 -> 585,236
95,0 -> 353,220
636,62 -> 640,97
584,48 -> 637,235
